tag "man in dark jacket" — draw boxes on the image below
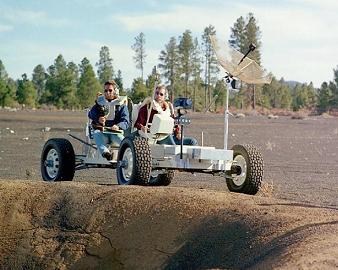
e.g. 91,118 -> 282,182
88,80 -> 129,160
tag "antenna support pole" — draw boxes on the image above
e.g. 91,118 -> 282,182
224,77 -> 231,150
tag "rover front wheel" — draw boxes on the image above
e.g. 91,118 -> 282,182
116,136 -> 151,185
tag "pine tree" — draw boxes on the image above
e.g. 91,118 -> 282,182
262,77 -> 278,108
178,30 -> 194,98
0,79 -> 7,107
146,66 -> 160,98
114,70 -> 124,95
97,46 -> 114,84
67,62 -> 79,85
261,77 -> 292,109
317,82 -> 332,112
45,54 -> 67,106
0,60 -> 16,107
4,79 -> 16,107
332,66 -> 338,107
0,60 -> 8,81
66,61 -> 79,108
130,77 -> 148,103
45,55 -> 79,108
158,37 -> 180,101
328,81 -> 337,108
213,79 -> 227,112
334,66 -> 338,86
32,64 -> 47,103
132,32 -> 146,80
77,57 -> 101,108
229,13 -> 263,109
202,25 -> 219,108
229,16 -> 246,52
292,83 -> 316,111
191,37 -> 202,111
229,13 -> 262,63
244,13 -> 262,64
306,82 -> 317,108
279,82 -> 292,109
17,74 -> 37,108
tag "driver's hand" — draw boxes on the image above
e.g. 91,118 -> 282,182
111,125 -> 120,131
140,125 -> 147,133
99,116 -> 106,125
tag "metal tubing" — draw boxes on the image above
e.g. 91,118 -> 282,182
224,82 -> 230,150
180,124 -> 184,159
68,134 -> 97,149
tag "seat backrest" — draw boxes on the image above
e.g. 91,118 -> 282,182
86,122 -> 94,140
130,97 -> 154,131
131,102 -> 141,123
84,108 -> 92,139
128,101 -> 143,133
118,95 -> 128,106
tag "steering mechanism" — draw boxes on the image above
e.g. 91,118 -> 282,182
173,98 -> 192,159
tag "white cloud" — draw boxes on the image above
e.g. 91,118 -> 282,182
253,6 -> 336,43
0,24 -> 13,32
114,4 -> 238,33
288,0 -> 338,10
1,8 -> 70,27
69,0 -> 120,8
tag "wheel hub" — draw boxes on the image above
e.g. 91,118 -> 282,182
232,155 -> 247,186
121,148 -> 133,180
45,148 -> 59,179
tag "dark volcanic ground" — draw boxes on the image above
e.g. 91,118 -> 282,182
0,109 -> 337,207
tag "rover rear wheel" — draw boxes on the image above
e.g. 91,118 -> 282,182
41,138 -> 75,181
226,144 -> 263,195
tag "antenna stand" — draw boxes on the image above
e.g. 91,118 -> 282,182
224,76 -> 231,150
178,108 -> 184,159
175,108 -> 191,159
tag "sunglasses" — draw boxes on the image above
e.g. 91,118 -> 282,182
155,91 -> 164,96
104,89 -> 114,93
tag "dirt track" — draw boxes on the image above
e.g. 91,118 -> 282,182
0,109 -> 338,269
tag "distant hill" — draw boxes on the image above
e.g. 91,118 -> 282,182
284,80 -> 302,88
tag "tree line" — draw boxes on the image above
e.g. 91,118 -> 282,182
1,13 -> 338,113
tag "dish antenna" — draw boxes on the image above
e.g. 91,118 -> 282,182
209,35 -> 272,150
209,35 -> 272,84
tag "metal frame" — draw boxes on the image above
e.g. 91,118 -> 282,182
150,144 -> 233,173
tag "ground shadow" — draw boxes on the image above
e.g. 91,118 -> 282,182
163,215 -> 338,269
163,217 -> 264,269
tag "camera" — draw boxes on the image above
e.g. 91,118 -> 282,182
225,76 -> 240,90
231,78 -> 240,89
173,98 -> 193,110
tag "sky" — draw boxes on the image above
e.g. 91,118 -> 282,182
0,0 -> 337,89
